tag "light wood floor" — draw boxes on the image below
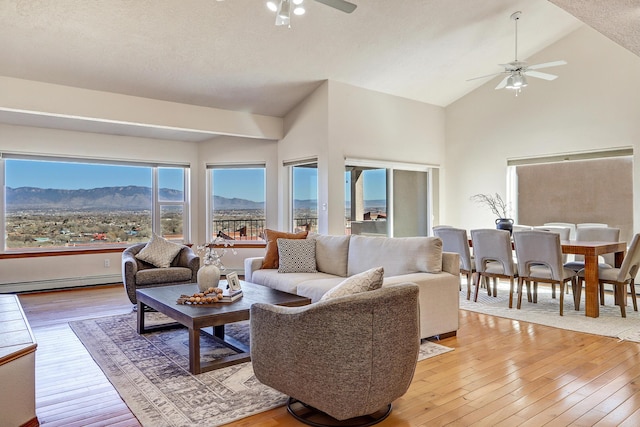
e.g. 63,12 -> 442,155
17,284 -> 640,426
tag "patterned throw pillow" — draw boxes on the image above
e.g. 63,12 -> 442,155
135,233 -> 183,268
277,239 -> 318,273
320,266 -> 384,301
261,229 -> 308,269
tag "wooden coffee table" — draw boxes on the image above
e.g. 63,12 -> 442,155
136,280 -> 310,374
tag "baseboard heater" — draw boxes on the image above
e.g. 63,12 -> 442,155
0,274 -> 122,294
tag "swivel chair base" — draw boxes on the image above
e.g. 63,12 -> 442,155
286,397 -> 392,427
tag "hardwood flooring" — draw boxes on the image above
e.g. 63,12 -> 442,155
17,284 -> 640,426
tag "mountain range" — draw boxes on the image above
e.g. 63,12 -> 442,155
6,186 -> 384,211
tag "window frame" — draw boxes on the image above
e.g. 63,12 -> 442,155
206,163 -> 266,244
0,153 -> 190,253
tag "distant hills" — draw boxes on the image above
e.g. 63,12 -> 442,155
6,186 -> 385,211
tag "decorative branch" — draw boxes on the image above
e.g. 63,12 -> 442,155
470,193 -> 509,218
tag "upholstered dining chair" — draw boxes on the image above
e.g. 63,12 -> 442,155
577,223 -> 609,229
575,233 -> 640,317
533,226 -> 571,263
470,229 -> 518,308
433,227 -> 474,297
544,222 -> 577,240
250,283 -> 420,426
513,230 -> 578,316
563,227 -> 621,273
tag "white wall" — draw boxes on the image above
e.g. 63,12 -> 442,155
444,26 -> 640,231
327,81 -> 446,235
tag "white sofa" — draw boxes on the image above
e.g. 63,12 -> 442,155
244,233 -> 460,339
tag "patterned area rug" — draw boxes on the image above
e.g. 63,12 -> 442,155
70,312 -> 452,427
460,281 -> 640,342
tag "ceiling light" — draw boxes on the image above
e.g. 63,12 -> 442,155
266,1 -> 278,12
294,6 -> 305,15
275,0 -> 291,27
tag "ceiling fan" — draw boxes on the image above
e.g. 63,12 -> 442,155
266,0 -> 357,27
468,11 -> 567,94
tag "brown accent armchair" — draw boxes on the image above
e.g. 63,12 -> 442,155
250,283 -> 420,426
121,243 -> 199,304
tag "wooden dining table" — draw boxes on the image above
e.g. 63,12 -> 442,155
560,240 -> 627,318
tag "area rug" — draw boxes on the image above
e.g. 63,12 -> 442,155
70,312 -> 452,427
460,281 -> 640,342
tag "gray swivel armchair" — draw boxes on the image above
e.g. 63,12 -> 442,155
250,283 -> 420,426
121,243 -> 199,304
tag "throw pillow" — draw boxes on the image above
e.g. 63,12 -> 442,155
320,266 -> 384,301
261,229 -> 308,269
277,239 -> 317,273
307,233 -> 350,277
135,233 -> 183,268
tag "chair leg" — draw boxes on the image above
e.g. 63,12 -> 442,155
618,284 -> 627,318
473,274 -> 481,302
600,282 -> 606,305
631,279 -> 638,312
559,281 -> 565,316
526,280 -> 532,302
492,277 -> 498,297
551,283 -> 556,299
508,277 -> 514,309
517,277 -> 524,309
533,282 -> 538,303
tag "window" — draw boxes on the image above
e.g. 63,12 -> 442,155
1,155 -> 189,251
290,161 -> 318,233
345,166 -> 388,236
208,165 -> 265,242
345,159 -> 433,237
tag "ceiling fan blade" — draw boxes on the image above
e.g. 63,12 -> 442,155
466,71 -> 504,82
495,75 -> 510,90
525,70 -> 558,81
527,60 -> 567,70
313,0 -> 357,13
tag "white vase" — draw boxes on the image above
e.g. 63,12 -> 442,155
197,264 -> 221,292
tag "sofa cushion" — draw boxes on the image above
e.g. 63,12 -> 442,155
277,238 -> 317,273
135,266 -> 193,285
296,277 -> 348,303
348,235 -> 443,276
261,229 -> 308,269
135,233 -> 183,268
251,269 -> 339,294
320,267 -> 384,301
307,233 -> 350,277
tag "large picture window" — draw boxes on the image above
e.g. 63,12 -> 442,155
208,165 -> 266,242
1,155 -> 189,251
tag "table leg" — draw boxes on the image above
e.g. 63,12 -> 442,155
584,254 -> 600,318
189,328 -> 201,374
136,302 -> 145,334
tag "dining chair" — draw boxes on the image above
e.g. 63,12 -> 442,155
564,227 -> 621,273
512,224 -> 533,233
513,230 -> 578,316
575,233 -> 640,317
544,222 -> 577,240
433,227 -> 474,298
577,223 -> 609,229
470,229 -> 518,308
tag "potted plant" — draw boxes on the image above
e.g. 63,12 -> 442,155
470,193 -> 513,233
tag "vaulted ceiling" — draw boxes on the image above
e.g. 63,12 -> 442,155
0,0 -> 637,122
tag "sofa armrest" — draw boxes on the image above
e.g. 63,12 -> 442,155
442,251 -> 460,276
244,257 -> 265,282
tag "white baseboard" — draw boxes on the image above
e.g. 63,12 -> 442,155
0,274 -> 122,294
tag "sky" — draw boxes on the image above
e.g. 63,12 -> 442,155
6,159 -> 387,201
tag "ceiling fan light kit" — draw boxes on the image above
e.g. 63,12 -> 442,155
266,0 -> 356,27
467,10 -> 567,96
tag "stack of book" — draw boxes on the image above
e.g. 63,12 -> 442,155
219,288 -> 243,302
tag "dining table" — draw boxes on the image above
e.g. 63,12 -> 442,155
560,240 -> 627,318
